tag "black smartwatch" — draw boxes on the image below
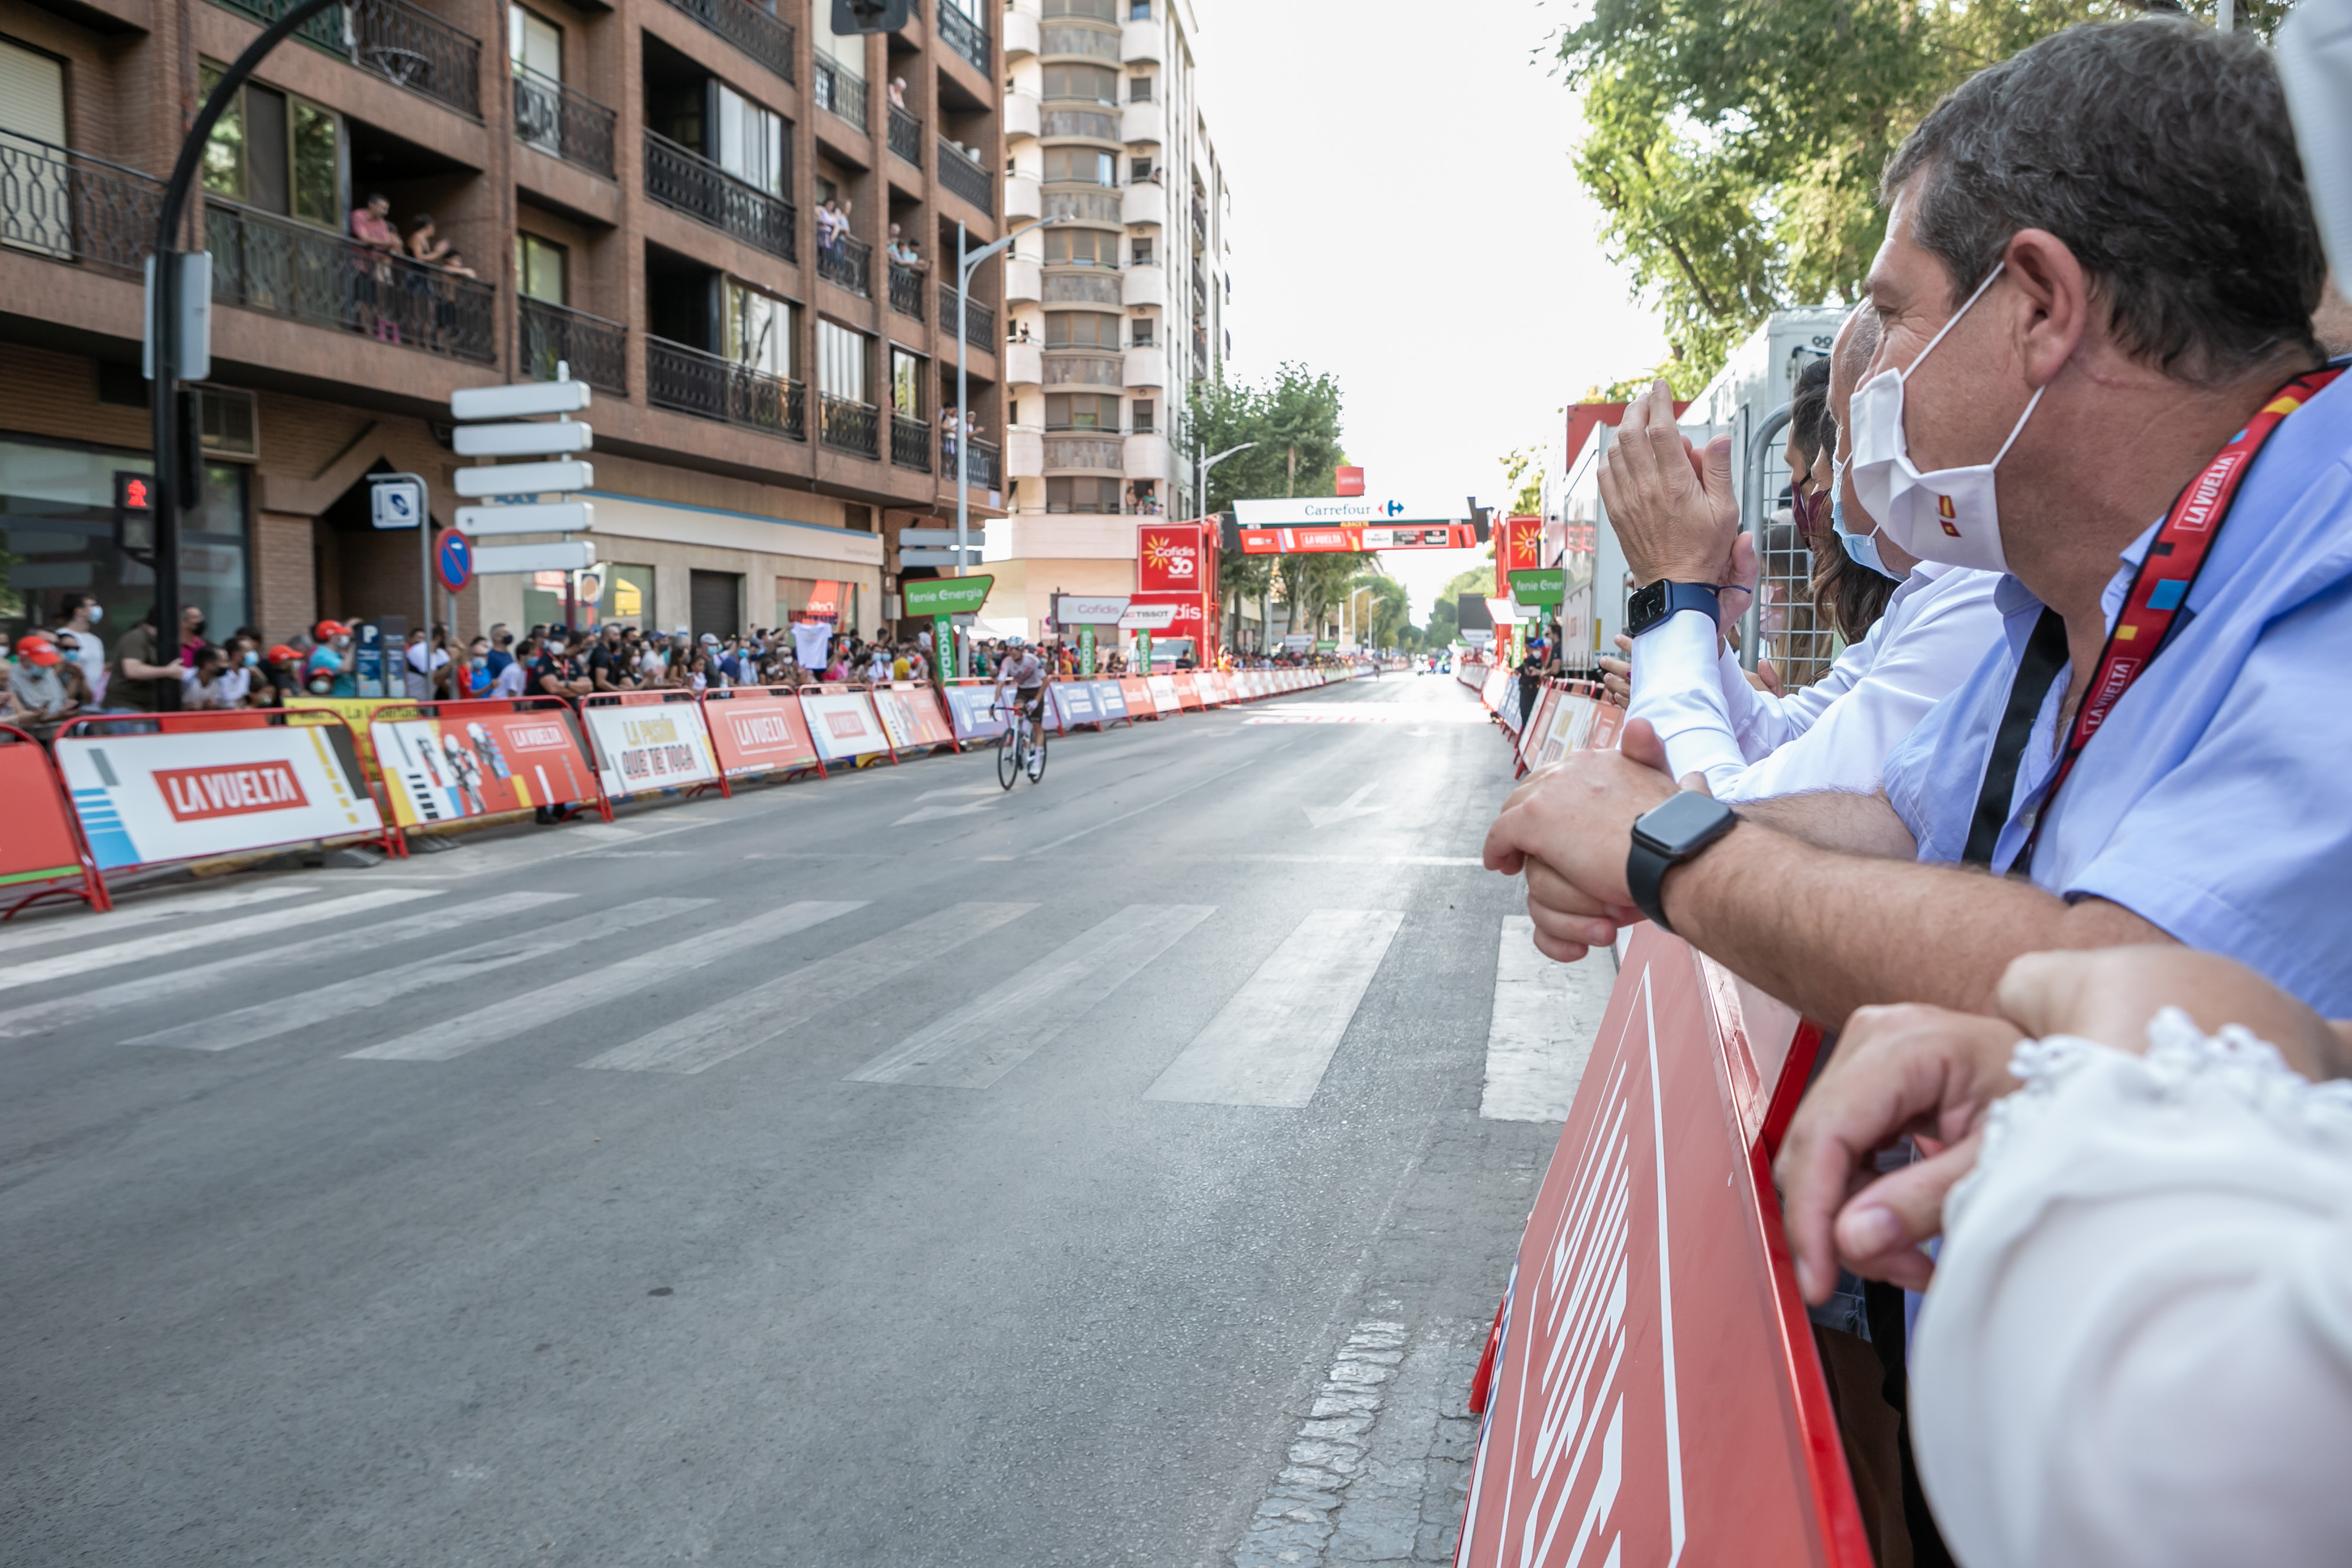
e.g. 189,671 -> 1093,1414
1624,581 -> 1723,639
1626,791 -> 1738,934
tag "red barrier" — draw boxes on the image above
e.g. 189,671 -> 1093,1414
1172,671 -> 1205,712
369,696 -> 608,837
579,688 -> 724,801
1456,928 -> 1861,1568
701,686 -> 826,789
1516,686 -> 1562,776
0,724 -> 110,918
55,709 -> 400,878
1118,676 -> 1161,720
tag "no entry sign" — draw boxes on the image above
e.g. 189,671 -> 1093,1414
435,529 -> 473,593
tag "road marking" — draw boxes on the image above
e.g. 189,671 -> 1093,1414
1479,916 -> 1614,1122
1022,751 -> 1282,856
891,799 -> 1003,826
0,881 -> 317,959
847,903 -> 1214,1089
1303,781 -> 1387,830
0,889 -> 440,995
1143,909 -> 1404,1108
581,902 -> 1035,1074
0,892 -> 573,1041
127,897 -> 693,1052
346,900 -> 861,1061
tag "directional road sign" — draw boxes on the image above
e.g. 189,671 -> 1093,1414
453,422 -> 593,458
453,460 -> 594,497
900,575 -> 994,615
457,501 -> 595,536
473,539 -> 596,574
450,381 -> 592,420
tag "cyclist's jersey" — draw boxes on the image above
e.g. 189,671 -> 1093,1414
1004,652 -> 1044,691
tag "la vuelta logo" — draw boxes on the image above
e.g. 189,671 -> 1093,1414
155,760 -> 310,821
1142,530 -> 1198,581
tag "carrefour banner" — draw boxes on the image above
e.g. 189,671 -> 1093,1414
57,725 -> 383,870
373,707 -> 598,827
579,699 -> 721,799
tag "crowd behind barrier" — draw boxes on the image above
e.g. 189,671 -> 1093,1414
0,659 -> 1387,917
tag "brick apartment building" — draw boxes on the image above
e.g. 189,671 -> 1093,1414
0,0 -> 1007,646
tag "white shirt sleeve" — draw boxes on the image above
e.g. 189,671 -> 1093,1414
1626,609 -> 1751,794
1912,1010 -> 2352,1568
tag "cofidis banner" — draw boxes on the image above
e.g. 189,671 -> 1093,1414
58,726 -> 382,869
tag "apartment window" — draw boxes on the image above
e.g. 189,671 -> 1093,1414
890,347 -> 924,416
818,318 -> 870,402
1043,229 -> 1111,266
811,0 -> 868,80
1130,317 -> 1153,349
715,84 -> 785,196
1128,0 -> 1151,18
1045,393 -> 1118,430
1129,156 -> 1155,184
510,5 -> 562,78
1043,311 -> 1114,347
1128,75 -> 1152,102
728,282 -> 797,378
1041,64 -> 1117,104
1130,237 -> 1153,266
1131,399 -> 1154,434
515,233 -> 567,304
1043,0 -> 1116,15
199,64 -> 343,228
1047,477 -> 1120,513
1,40 -> 67,146
1043,147 -> 1115,186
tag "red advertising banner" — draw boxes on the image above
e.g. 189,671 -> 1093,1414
1496,514 -> 1543,599
372,701 -> 600,828
701,688 -> 825,780
1237,524 -> 1478,555
1171,671 -> 1203,710
1130,590 -> 1208,646
1117,676 -> 1159,719
1455,930 -> 1865,1568
1138,523 -> 1207,593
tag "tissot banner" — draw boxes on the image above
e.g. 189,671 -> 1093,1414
372,708 -> 598,826
58,726 -> 383,869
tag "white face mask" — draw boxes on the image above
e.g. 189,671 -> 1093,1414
86,605 -> 103,625
1848,263 -> 2044,574
1830,459 -> 1901,581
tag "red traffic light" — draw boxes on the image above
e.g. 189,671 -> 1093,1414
116,472 -> 152,511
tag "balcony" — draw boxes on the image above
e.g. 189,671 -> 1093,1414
938,140 -> 992,214
1004,9 -> 1038,57
647,336 -> 805,438
644,130 -> 795,261
938,0 -> 990,72
1004,256 -> 1040,304
887,260 -> 925,319
1123,430 -> 1168,479
1042,188 -> 1118,223
519,297 -> 627,394
1043,434 -> 1120,472
1121,100 -> 1164,145
890,413 -> 932,472
213,0 -> 481,118
1120,17 -> 1161,61
206,200 -> 496,362
1191,194 -> 1207,250
819,230 -> 871,296
0,135 -> 160,277
820,394 -> 880,459
657,0 -> 795,83
1120,179 -> 1164,227
888,105 -> 923,166
938,284 -> 995,346
1122,346 -> 1164,387
1042,269 -> 1118,306
1004,94 -> 1039,143
1122,263 -> 1164,308
1043,108 -> 1116,139
1003,340 -> 1041,385
1005,173 -> 1041,223
513,67 -> 617,179
1043,350 -> 1121,387
942,429 -> 1001,489
814,59 -> 868,131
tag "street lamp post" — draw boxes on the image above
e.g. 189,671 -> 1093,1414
954,214 -> 1069,675
1194,440 -> 1254,649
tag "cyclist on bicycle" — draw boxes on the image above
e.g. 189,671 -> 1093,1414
993,635 -> 1048,741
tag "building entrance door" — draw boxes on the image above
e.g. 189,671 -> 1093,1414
690,569 -> 741,640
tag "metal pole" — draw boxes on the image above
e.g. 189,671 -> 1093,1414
956,220 -> 970,677
147,0 -> 342,708
1740,403 -> 1794,672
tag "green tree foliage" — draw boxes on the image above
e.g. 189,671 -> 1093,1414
1187,363 -> 1358,643
1352,571 -> 1411,651
1560,0 -> 2285,395
1423,564 -> 1497,646
1500,446 -> 1547,518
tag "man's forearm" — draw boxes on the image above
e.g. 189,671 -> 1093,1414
1738,791 -> 1919,856
1659,818 -> 2172,1022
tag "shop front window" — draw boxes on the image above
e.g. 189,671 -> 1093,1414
0,437 -> 250,638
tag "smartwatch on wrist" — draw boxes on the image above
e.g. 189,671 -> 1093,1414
1626,791 -> 1738,934
1624,581 -> 1724,640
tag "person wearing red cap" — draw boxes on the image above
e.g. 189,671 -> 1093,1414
305,621 -> 355,697
8,633 -> 80,729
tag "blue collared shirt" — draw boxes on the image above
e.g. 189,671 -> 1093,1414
1882,365 -> 2352,1014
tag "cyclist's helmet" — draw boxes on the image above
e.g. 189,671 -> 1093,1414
1004,636 -> 1028,649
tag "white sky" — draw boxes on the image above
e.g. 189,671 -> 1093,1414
1189,0 -> 1667,625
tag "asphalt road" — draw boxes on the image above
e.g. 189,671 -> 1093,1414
0,672 -> 1578,1567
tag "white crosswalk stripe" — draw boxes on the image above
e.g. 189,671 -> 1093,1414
126,897 -> 693,1052
346,900 -> 863,1062
0,892 -> 573,1041
848,904 -> 1214,1089
0,889 -> 440,995
1143,909 -> 1404,1108
1477,916 -> 1613,1123
0,881 -> 317,960
581,903 -> 1035,1074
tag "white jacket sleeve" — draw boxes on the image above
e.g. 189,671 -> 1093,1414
1625,611 -> 1749,794
1912,1010 -> 2352,1568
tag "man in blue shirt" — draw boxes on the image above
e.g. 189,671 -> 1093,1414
1482,20 -> 2352,1019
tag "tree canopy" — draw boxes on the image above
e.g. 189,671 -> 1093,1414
1187,364 -> 1369,643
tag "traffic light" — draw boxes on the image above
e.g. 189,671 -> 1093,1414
832,0 -> 912,32
1219,511 -> 1241,554
1467,497 -> 1493,543
114,469 -> 156,559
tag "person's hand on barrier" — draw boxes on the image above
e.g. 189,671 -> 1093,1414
2000,946 -> 2351,1084
1775,1002 -> 2027,1303
1595,380 -> 1738,588
1598,634 -> 1632,706
1483,717 -> 1703,962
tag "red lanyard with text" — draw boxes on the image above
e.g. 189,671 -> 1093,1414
2041,365 -> 2342,817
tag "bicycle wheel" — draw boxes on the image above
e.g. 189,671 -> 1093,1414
1026,723 -> 1048,782
997,720 -> 1020,790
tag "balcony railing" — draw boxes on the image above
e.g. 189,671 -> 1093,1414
207,199 -> 496,363
941,430 -> 1001,489
213,0 -> 481,117
938,0 -> 990,71
647,336 -> 805,440
643,130 -> 795,261
814,59 -> 867,129
820,394 -> 880,459
512,67 -> 616,178
818,229 -> 871,296
937,139 -> 992,214
888,260 -> 925,320
519,297 -> 626,394
887,105 -> 922,166
657,0 -> 795,82
938,284 -> 995,346
0,134 -> 160,276
890,413 -> 932,472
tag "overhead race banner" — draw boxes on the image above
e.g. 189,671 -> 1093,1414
1233,498 -> 1471,527
373,707 -> 597,826
580,698 -> 720,798
703,690 -> 823,778
799,692 -> 894,760
58,726 -> 382,870
903,575 -> 994,616
1234,523 -> 1476,555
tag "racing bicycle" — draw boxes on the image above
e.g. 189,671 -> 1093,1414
995,691 -> 1048,789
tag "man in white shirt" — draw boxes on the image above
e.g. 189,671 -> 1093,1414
404,630 -> 450,700
1607,305 -> 2005,802
49,593 -> 106,702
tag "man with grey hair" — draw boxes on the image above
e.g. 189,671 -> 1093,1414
1487,18 -> 2348,1020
